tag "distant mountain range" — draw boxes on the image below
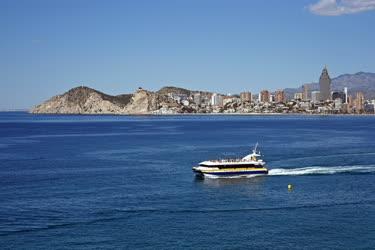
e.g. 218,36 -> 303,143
285,72 -> 375,99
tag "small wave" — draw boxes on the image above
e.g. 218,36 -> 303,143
0,216 -> 123,236
3,200 -> 375,236
114,200 -> 375,214
269,165 -> 375,176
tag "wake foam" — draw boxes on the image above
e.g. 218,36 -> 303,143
269,165 -> 375,176
202,165 -> 375,179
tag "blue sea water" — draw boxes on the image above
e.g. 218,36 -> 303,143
1,112 -> 375,249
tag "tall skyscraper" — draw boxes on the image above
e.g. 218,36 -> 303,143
344,87 -> 348,103
275,90 -> 285,103
319,66 -> 331,101
355,92 -> 364,113
260,90 -> 270,103
348,95 -> 353,113
302,84 -> 309,101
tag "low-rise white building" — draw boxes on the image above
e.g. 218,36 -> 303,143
294,92 -> 303,100
311,91 -> 321,103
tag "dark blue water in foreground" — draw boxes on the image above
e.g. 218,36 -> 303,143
1,112 -> 375,249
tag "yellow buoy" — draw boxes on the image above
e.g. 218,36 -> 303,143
288,184 -> 293,190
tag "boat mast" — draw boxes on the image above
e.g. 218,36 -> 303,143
253,142 -> 259,154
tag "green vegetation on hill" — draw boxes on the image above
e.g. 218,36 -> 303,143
156,86 -> 191,96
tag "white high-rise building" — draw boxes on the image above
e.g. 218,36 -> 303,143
344,87 -> 348,103
211,93 -> 223,107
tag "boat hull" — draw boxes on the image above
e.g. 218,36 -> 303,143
193,167 -> 268,178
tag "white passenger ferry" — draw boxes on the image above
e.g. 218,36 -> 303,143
192,144 -> 268,178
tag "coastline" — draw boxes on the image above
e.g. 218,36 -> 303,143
19,110 -> 375,117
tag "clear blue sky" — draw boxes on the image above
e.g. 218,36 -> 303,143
1,0 -> 374,109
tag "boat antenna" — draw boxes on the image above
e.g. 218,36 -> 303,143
253,142 -> 258,154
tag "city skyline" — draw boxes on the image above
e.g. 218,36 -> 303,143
1,67 -> 374,111
30,76 -> 373,114
1,0 -> 375,109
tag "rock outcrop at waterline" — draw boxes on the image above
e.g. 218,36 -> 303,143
31,86 -> 184,115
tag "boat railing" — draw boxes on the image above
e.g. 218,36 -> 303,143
210,158 -> 258,163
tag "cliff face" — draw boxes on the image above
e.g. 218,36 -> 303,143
31,86 -> 178,115
124,89 -> 159,114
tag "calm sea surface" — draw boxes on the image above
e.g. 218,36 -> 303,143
1,112 -> 375,249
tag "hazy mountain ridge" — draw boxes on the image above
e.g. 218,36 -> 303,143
285,72 -> 375,99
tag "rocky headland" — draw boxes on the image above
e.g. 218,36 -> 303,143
31,86 -> 196,115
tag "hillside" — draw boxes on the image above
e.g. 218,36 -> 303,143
31,86 -> 128,114
157,86 -> 191,96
